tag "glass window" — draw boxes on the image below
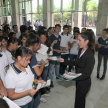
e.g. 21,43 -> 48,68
25,1 -> 31,14
54,13 -> 62,25
32,0 -> 38,13
63,0 -> 72,11
53,0 -> 61,12
62,12 -> 72,25
20,15 -> 26,25
86,0 -> 99,11
26,14 -> 32,26
39,0 -> 43,13
77,0 -> 85,11
19,2 -> 25,14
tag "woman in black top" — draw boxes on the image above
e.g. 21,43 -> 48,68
58,32 -> 95,108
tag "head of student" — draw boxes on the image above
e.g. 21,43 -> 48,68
77,32 -> 95,53
8,32 -> 16,38
63,25 -> 69,34
26,33 -> 40,52
0,98 -> 9,108
20,33 -> 28,46
0,36 -> 8,48
0,29 -> 3,36
55,24 -> 61,33
102,28 -> 108,38
47,27 -> 54,35
8,37 -> 19,51
14,47 -> 32,67
39,31 -> 51,54
13,25 -> 18,33
74,30 -> 80,39
81,28 -> 86,32
20,25 -> 28,34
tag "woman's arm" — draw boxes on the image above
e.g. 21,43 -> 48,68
7,89 -> 38,100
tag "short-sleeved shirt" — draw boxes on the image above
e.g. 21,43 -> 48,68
5,49 -> 15,64
70,38 -> 79,55
5,64 -> 34,106
60,33 -> 71,55
29,52 -> 38,78
0,52 -> 9,85
98,37 -> 108,55
50,34 -> 61,56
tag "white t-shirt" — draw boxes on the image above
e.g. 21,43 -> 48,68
60,34 -> 71,55
70,38 -> 79,55
5,49 -> 15,64
0,52 -> 9,85
5,64 -> 34,106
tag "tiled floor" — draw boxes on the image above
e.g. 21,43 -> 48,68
38,52 -> 108,108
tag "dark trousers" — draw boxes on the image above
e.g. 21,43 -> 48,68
59,54 -> 69,75
75,82 -> 91,108
68,54 -> 77,72
97,53 -> 108,76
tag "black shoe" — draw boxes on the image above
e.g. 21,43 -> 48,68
97,73 -> 99,79
50,81 -> 54,88
100,75 -> 105,80
45,87 -> 50,94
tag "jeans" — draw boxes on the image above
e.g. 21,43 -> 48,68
48,56 -> 60,81
33,91 -> 40,108
97,53 -> 108,76
59,54 -> 69,75
20,100 -> 34,108
68,54 -> 77,72
41,66 -> 49,81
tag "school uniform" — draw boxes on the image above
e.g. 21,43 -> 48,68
59,33 -> 71,75
5,49 -> 15,64
0,52 -> 9,86
36,46 -> 53,81
29,51 -> 40,108
97,37 -> 108,78
63,48 -> 95,108
68,38 -> 79,72
49,34 -> 61,78
5,64 -> 34,107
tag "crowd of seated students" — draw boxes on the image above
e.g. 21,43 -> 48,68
0,22 -> 108,108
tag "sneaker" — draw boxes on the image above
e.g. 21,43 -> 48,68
41,94 -> 50,99
97,73 -> 99,79
100,75 -> 105,80
50,81 -> 54,88
40,97 -> 47,103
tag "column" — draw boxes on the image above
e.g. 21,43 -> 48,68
96,0 -> 108,36
11,0 -> 20,28
43,0 -> 51,28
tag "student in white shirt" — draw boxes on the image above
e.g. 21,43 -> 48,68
0,43 -> 7,98
59,25 -> 71,75
0,36 -> 8,52
68,30 -> 80,72
5,47 -> 38,108
5,37 -> 19,64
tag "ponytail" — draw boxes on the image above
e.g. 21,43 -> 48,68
80,32 -> 95,54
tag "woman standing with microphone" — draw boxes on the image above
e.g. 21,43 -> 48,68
58,32 -> 95,108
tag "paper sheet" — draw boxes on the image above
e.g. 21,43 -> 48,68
37,44 -> 48,55
3,96 -> 21,108
48,56 -> 58,61
37,79 -> 51,90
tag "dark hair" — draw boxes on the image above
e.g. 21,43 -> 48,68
73,27 -> 79,33
26,33 -> 40,47
8,37 -> 19,47
55,24 -> 61,28
47,27 -> 53,32
20,33 -> 28,40
29,30 -> 36,34
12,25 -> 17,29
103,28 -> 108,33
20,25 -> 27,33
39,31 -> 51,54
0,36 -> 8,42
37,26 -> 47,36
14,47 -> 32,59
82,28 -> 86,30
3,25 -> 10,34
68,25 -> 72,28
74,30 -> 80,34
80,32 -> 95,54
8,32 -> 16,38
0,98 -> 9,108
28,26 -> 33,31
63,25 -> 69,30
